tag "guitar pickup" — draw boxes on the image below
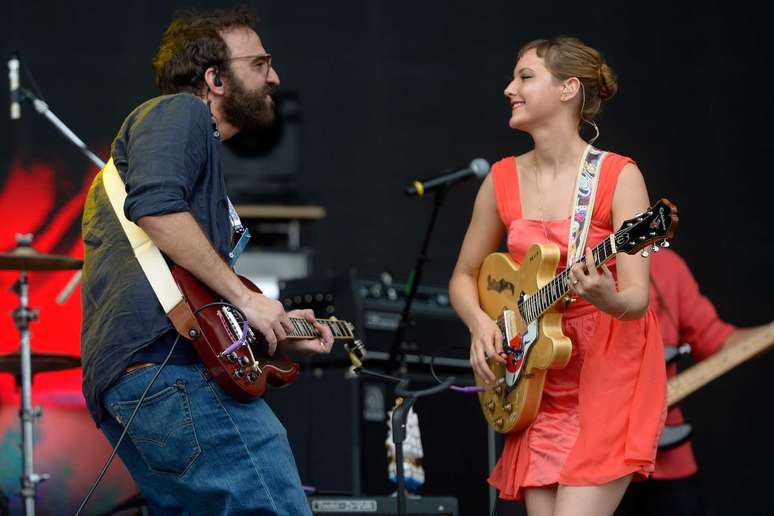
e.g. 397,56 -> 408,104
502,310 -> 519,351
220,307 -> 258,346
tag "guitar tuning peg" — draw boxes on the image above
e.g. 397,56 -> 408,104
661,240 -> 670,248
641,249 -> 650,257
651,244 -> 660,252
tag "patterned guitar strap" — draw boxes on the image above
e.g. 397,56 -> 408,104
566,145 -> 607,269
509,146 -> 606,375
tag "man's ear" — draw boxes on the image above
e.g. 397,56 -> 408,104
203,66 -> 225,95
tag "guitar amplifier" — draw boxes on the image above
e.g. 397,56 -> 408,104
278,272 -> 471,366
307,495 -> 457,515
271,274 -> 488,515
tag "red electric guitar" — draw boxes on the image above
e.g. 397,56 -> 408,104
170,266 -> 361,401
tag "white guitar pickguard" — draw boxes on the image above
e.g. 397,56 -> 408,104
504,318 -> 539,389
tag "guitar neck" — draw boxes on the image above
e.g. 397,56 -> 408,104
519,199 -> 676,323
667,324 -> 774,406
287,317 -> 354,340
521,235 -> 617,323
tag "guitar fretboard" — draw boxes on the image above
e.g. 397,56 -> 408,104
519,236 -> 617,323
667,325 -> 774,406
288,318 -> 353,340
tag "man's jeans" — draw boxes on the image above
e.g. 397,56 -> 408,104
100,363 -> 311,515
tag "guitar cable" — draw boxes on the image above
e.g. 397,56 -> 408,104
76,301 -> 246,516
75,333 -> 180,516
428,344 -> 485,393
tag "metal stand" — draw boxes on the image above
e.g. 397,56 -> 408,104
11,235 -> 49,516
354,366 -> 454,516
386,186 -> 449,373
9,56 -> 98,514
18,87 -> 106,304
19,88 -> 105,169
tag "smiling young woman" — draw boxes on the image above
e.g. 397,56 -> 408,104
449,37 -> 666,516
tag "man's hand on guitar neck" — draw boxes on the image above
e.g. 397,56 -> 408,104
234,302 -> 334,357
283,308 -> 334,355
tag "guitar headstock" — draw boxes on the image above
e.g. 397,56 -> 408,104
615,198 -> 679,257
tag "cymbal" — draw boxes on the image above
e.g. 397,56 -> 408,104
0,246 -> 82,271
0,352 -> 81,377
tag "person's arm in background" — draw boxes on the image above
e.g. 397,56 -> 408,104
722,323 -> 774,348
665,250 -> 772,360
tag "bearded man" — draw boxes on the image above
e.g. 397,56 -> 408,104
80,6 -> 332,514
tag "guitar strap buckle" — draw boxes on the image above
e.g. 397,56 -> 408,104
228,227 -> 251,267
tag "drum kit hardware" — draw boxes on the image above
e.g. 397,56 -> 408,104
4,53 -> 110,515
1,234 -> 82,516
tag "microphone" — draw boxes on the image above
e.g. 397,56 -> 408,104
405,158 -> 490,197
8,53 -> 20,120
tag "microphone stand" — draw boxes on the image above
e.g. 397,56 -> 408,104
352,365 -> 454,516
18,86 -> 106,303
19,88 -> 105,169
386,185 -> 448,373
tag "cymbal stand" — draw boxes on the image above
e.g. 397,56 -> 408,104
11,235 -> 49,516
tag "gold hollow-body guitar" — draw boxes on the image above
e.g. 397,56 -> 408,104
475,198 -> 679,434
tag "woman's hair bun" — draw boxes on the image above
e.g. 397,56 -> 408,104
597,63 -> 618,100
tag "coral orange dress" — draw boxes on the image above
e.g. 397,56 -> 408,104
487,153 -> 667,500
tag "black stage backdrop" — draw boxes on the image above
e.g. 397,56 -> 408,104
1,1 -> 772,515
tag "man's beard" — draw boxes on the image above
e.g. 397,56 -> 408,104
221,74 -> 276,133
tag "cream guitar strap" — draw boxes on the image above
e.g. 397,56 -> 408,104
102,158 -> 197,338
566,145 -> 606,265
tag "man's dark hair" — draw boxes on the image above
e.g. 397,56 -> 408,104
152,5 -> 258,95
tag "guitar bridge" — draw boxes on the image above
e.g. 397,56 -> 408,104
218,306 -> 258,348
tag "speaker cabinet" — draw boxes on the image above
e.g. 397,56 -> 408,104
266,367 -> 489,515
270,274 -> 490,515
